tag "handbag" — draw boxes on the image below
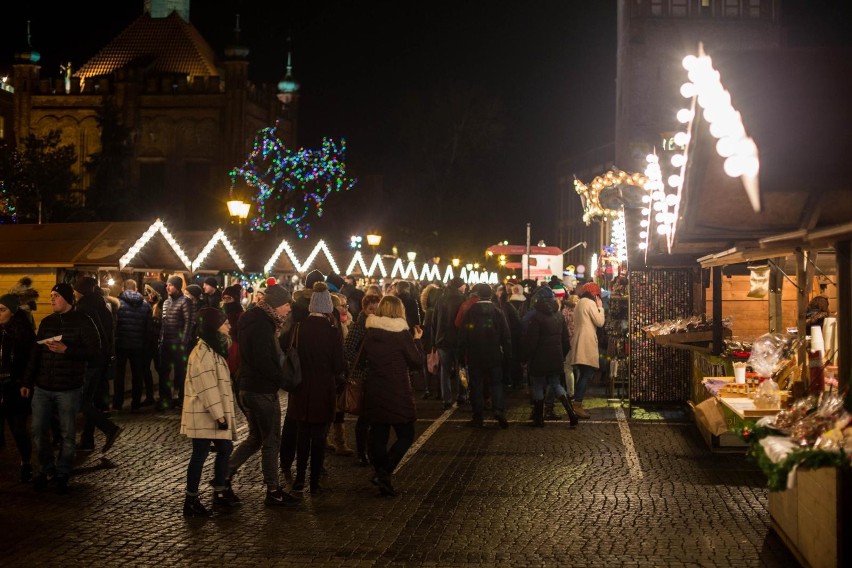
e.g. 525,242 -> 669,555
338,338 -> 366,415
426,348 -> 440,375
281,324 -> 302,393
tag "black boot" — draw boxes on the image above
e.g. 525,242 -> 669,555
183,495 -> 211,517
530,400 -> 545,427
355,425 -> 370,466
544,401 -> 561,421
558,395 -> 579,427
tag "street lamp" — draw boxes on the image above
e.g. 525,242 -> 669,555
366,234 -> 382,247
406,251 -> 417,262
227,198 -> 250,238
451,258 -> 460,267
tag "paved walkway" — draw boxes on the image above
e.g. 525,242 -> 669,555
0,386 -> 799,567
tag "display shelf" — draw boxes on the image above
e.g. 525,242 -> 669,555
653,329 -> 732,354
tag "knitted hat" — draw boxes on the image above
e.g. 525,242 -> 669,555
0,293 -> 20,313
167,276 -> 184,290
266,277 -> 278,287
553,286 -> 566,298
223,284 -> 242,300
73,276 -> 99,296
583,282 -> 602,297
326,272 -> 345,293
196,307 -> 227,334
305,269 -> 325,289
145,281 -> 167,298
51,283 -> 75,305
449,276 -> 466,289
308,282 -> 334,314
185,284 -> 203,299
263,284 -> 291,308
203,277 -> 218,288
471,283 -> 492,299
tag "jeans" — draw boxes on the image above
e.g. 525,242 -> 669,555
438,348 -> 467,404
158,342 -> 187,403
530,374 -> 567,402
368,421 -> 414,476
186,438 -> 233,495
228,391 -> 281,487
81,365 -> 119,447
468,366 -> 505,418
574,364 -> 596,403
1,380 -> 32,464
31,386 -> 81,478
115,348 -> 145,409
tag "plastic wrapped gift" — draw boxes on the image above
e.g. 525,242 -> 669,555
754,378 -> 781,409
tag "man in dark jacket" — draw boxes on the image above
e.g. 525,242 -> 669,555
201,277 -> 222,309
114,279 -> 152,411
394,280 -> 422,330
430,277 -> 468,409
74,276 -> 122,453
22,283 -> 101,493
458,283 -> 512,429
157,275 -> 192,410
227,284 -> 300,507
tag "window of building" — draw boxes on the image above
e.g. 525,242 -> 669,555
650,0 -> 664,17
748,0 -> 761,18
723,0 -> 740,17
671,0 -> 689,17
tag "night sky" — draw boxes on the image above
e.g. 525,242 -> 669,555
2,1 -> 850,258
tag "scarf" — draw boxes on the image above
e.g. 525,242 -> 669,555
257,299 -> 285,333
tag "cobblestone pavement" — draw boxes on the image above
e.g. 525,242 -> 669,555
0,384 -> 799,567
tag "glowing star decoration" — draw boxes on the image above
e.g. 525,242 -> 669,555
229,125 -> 357,238
191,229 -> 245,272
574,170 -> 648,225
120,219 -> 191,271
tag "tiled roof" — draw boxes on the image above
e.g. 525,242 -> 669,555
75,12 -> 219,79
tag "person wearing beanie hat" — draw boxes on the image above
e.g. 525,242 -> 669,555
282,279 -> 346,495
201,277 -> 222,310
158,275 -> 193,410
0,288 -> 36,482
0,293 -> 20,314
449,276 -> 466,291
24,280 -> 101,492
185,284 -> 203,301
304,269 -> 325,290
582,282 -> 602,298
73,274 -> 122,452
326,272 -> 345,293
181,306 -> 239,516
566,280 -> 605,420
457,279 -> 511,429
222,284 -> 242,303
308,281 -> 334,314
430,276 -> 470,409
262,284 -> 292,309
227,275 -> 300,507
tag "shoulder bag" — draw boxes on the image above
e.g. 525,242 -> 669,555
338,338 -> 365,415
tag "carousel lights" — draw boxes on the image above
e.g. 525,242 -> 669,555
681,42 -> 760,212
574,170 -> 648,225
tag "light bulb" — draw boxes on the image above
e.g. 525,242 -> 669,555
671,154 -> 685,168
676,108 -> 694,124
680,82 -> 697,99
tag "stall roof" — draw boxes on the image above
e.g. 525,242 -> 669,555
0,221 -> 191,271
644,47 -> 852,265
174,229 -> 246,273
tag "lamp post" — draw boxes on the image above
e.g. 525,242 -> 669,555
406,251 -> 417,262
366,233 -> 382,255
227,199 -> 250,238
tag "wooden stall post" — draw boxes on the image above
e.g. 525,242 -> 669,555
838,240 -> 851,412
712,266 -> 722,355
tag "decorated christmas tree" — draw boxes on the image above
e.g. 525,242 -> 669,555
229,123 -> 357,238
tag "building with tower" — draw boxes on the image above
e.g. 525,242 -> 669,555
0,0 -> 298,228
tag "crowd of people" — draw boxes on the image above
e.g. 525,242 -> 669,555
0,269 -> 607,515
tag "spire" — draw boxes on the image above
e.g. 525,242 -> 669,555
144,0 -> 190,21
14,20 -> 41,64
277,36 -> 300,97
224,13 -> 250,60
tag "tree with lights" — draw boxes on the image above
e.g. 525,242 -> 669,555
229,123 -> 357,238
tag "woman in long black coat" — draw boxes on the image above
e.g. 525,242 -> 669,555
362,295 -> 423,496
287,282 -> 346,494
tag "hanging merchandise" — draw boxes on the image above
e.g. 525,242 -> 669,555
746,264 -> 770,298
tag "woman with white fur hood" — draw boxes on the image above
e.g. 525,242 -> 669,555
361,295 -> 423,497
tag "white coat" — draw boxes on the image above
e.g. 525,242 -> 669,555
567,297 -> 605,368
180,339 -> 237,441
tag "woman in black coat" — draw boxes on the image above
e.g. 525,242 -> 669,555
362,295 -> 423,496
287,282 -> 346,494
523,294 -> 578,427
